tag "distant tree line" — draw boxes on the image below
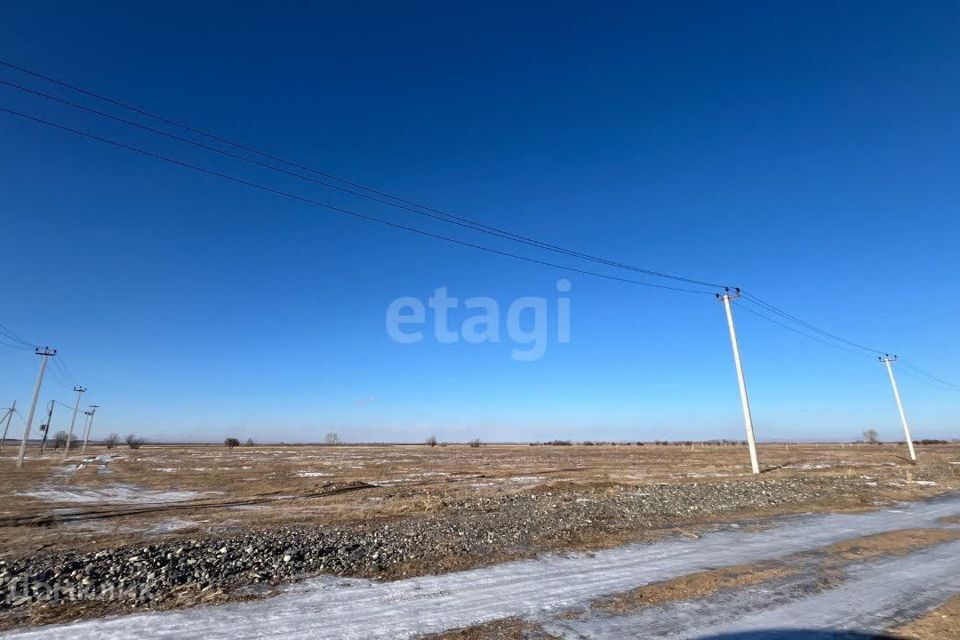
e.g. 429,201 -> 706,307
525,439 -> 747,447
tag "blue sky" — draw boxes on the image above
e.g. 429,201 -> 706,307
1,1 -> 958,443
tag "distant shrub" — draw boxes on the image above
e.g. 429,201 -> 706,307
245,438 -> 255,447
225,437 -> 240,448
468,439 -> 482,448
425,435 -> 438,447
582,441 -> 594,446
105,433 -> 120,449
125,434 -> 144,450
324,432 -> 341,445
52,430 -> 68,450
546,440 -> 572,446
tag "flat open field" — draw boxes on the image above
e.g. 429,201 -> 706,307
0,442 -> 958,633
2,442 -> 957,553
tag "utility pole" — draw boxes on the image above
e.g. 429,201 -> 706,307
80,405 -> 99,456
17,347 -> 56,469
0,401 -> 14,455
62,386 -> 86,459
717,288 -> 760,474
38,400 -> 55,453
880,354 -> 917,462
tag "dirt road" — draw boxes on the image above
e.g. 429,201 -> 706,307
4,493 -> 959,639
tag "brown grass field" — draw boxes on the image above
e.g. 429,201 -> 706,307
1,441 -> 957,556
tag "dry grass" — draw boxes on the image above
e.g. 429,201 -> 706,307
590,562 -> 795,613
419,618 -> 560,640
820,528 -> 960,562
0,442 -> 957,556
891,595 -> 960,640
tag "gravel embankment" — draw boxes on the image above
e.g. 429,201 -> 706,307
0,477 -> 876,615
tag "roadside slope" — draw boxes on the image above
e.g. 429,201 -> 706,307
4,494 -> 959,640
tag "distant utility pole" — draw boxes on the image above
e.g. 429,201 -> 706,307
79,404 -> 99,456
17,347 -> 56,469
717,288 -> 760,475
38,400 -> 55,453
61,386 -> 86,459
0,401 -> 15,455
880,354 -> 917,462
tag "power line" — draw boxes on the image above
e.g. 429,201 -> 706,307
46,360 -> 72,389
736,299 -> 960,390
2,59 -> 958,391
0,337 -> 33,352
739,291 -> 885,356
0,322 -> 35,348
0,104 -> 714,295
733,299 -> 868,357
53,353 -> 79,387
0,63 -> 730,291
897,359 -> 960,389
5,103 -> 957,385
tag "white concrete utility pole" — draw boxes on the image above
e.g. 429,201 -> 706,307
717,288 -> 760,474
17,347 -> 56,469
880,354 -> 917,462
61,386 -> 86,460
0,401 -> 15,455
79,404 -> 99,456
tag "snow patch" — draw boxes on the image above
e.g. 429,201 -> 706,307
17,484 -> 221,505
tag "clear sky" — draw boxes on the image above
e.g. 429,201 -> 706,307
1,1 -> 958,444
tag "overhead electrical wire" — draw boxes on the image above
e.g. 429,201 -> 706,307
1,59 -> 957,388
0,62 -> 729,291
53,353 -> 79,387
0,105 -> 713,295
738,291 -> 885,356
732,299 -> 869,357
738,292 -> 958,386
897,359 -> 960,389
0,322 -> 35,349
46,361 -> 71,389
0,338 -> 33,352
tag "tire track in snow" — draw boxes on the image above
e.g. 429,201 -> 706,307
3,494 -> 959,640
544,540 -> 960,638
